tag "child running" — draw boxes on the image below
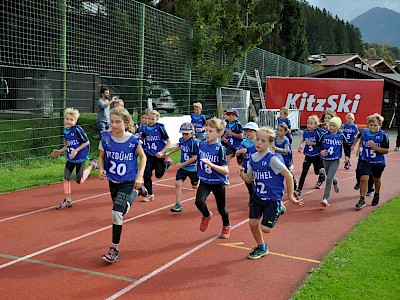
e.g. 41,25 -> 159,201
341,113 -> 358,169
354,113 -> 389,209
142,110 -> 173,201
222,109 -> 243,165
276,107 -> 292,144
318,116 -> 348,207
238,126 -> 303,259
196,118 -> 231,239
272,122 -> 299,200
51,108 -> 98,209
191,102 -> 206,141
98,107 -> 147,263
297,115 -> 325,196
164,122 -> 199,212
235,122 -> 259,197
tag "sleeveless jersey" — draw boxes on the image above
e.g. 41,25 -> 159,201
274,136 -> 292,167
143,123 -> 169,156
197,140 -> 227,184
179,137 -> 199,172
319,130 -> 347,160
276,117 -> 292,142
360,129 -> 389,165
101,131 -> 140,183
238,138 -> 256,172
341,123 -> 358,143
250,152 -> 284,201
302,129 -> 320,157
226,120 -> 243,149
64,125 -> 89,163
190,113 -> 206,138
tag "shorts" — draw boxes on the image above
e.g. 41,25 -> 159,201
359,160 -> 385,178
109,180 -> 135,215
176,168 -> 199,186
343,143 -> 353,157
226,144 -> 237,157
249,193 -> 280,228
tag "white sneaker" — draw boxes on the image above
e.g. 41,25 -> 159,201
395,147 -> 399,151
321,198 -> 329,207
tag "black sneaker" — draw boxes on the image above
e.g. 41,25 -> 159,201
366,189 -> 374,196
138,186 -> 148,197
315,180 -> 323,189
356,198 -> 366,209
371,194 -> 380,206
295,189 -> 302,197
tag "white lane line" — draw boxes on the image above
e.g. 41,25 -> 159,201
106,218 -> 250,300
0,182 -> 243,270
152,182 -> 194,191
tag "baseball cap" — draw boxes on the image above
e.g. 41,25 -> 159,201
179,122 -> 195,133
243,122 -> 259,131
227,109 -> 239,117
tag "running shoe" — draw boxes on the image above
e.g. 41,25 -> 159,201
315,180 -> 323,189
354,183 -> 360,190
102,247 -> 119,263
295,189 -> 302,197
280,202 -> 287,215
56,199 -> 73,210
219,225 -> 231,239
333,179 -> 340,193
138,185 -> 148,197
200,211 -> 213,232
371,194 -> 380,206
320,198 -> 329,207
366,189 -> 374,196
248,245 -> 269,260
170,203 -> 183,212
356,198 -> 366,209
89,158 -> 99,170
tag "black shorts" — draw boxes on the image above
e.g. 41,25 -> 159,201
176,168 -> 199,186
108,180 -> 135,215
359,160 -> 385,178
249,193 -> 281,228
343,143 -> 353,157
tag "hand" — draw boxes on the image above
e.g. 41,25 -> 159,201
200,157 -> 211,165
271,145 -> 276,151
320,150 -> 328,157
226,129 -> 232,135
288,195 -> 304,206
238,167 -> 245,175
134,176 -> 144,190
367,140 -> 376,148
305,140 -> 312,145
156,151 -> 164,158
99,170 -> 107,180
173,162 -> 182,169
50,149 -> 61,157
69,149 -> 77,160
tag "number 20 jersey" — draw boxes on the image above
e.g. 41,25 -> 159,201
101,131 -> 140,183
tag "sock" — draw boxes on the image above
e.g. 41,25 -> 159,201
258,243 -> 266,251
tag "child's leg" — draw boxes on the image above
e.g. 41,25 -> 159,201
75,162 -> 88,184
360,175 -> 369,197
175,179 -> 184,204
249,218 -> 264,244
322,159 -> 339,200
144,155 -> 155,195
368,175 -> 374,191
195,182 -> 212,217
298,157 -> 312,191
211,183 -> 230,226
373,177 -> 381,193
63,162 -> 75,201
154,157 -> 169,179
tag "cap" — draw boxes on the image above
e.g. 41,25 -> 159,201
227,109 -> 239,117
329,116 -> 342,128
243,122 -> 259,131
179,122 -> 195,133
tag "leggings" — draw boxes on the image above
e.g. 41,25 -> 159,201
323,159 -> 340,200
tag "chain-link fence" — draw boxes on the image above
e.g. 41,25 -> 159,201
0,0 -> 315,166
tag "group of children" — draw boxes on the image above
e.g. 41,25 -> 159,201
51,100 -> 389,263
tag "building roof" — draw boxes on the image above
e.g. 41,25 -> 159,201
308,53 -> 375,72
365,58 -> 397,73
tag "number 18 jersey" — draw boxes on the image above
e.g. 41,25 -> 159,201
197,140 -> 227,184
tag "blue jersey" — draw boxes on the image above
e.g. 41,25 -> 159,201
179,137 -> 199,172
277,117 -> 293,143
197,141 -> 227,184
249,152 -> 285,201
64,125 -> 89,163
359,129 -> 389,165
302,129 -> 320,157
101,132 -> 140,183
191,113 -> 206,138
319,130 -> 347,160
226,120 -> 243,149
274,136 -> 292,167
237,138 -> 256,172
341,123 -> 358,143
143,123 -> 169,156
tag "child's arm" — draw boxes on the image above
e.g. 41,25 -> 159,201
280,168 -> 303,205
229,131 -> 243,140
175,155 -> 197,169
98,150 -> 107,180
236,148 -> 247,155
298,138 -> 305,153
68,141 -> 90,160
273,143 -> 289,155
156,138 -> 172,158
238,167 -> 253,184
51,145 -> 67,157
164,145 -> 180,157
135,144 -> 146,189
368,138 -> 389,154
200,158 -> 229,175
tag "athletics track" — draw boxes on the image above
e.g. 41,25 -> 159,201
1,139 -> 399,299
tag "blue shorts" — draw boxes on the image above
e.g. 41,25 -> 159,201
249,193 -> 281,228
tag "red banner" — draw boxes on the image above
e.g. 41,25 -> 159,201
265,77 -> 384,126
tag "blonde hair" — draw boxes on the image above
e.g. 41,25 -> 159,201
113,99 -> 124,108
205,117 -> 226,133
346,112 -> 355,121
367,113 -> 384,126
258,126 -> 275,143
308,115 -> 320,126
280,107 -> 289,116
148,110 -> 160,119
64,107 -> 80,120
110,107 -> 135,133
193,102 -> 203,110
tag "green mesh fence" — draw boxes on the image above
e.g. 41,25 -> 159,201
0,0 -> 315,166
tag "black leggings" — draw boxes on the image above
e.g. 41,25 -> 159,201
195,181 -> 230,226
144,153 -> 168,194
298,155 -> 324,190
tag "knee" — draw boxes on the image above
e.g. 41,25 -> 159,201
112,210 -> 123,225
175,180 -> 182,188
249,219 -> 258,228
261,225 -> 271,234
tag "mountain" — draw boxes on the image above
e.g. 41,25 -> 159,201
351,7 -> 400,47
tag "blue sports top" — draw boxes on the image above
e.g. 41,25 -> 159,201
190,113 -> 206,138
64,125 -> 89,163
143,123 -> 169,156
302,129 -> 321,157
101,131 -> 140,183
277,117 -> 293,142
225,120 -> 243,149
319,130 -> 347,160
359,129 -> 389,165
237,138 -> 256,172
197,140 -> 227,184
341,123 -> 359,143
248,151 -> 286,201
179,137 -> 199,172
274,136 -> 292,167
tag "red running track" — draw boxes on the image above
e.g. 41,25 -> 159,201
1,148 -> 400,299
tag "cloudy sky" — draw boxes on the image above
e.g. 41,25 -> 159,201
306,0 -> 400,21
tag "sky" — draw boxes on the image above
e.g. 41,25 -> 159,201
306,0 -> 400,21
